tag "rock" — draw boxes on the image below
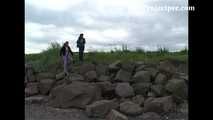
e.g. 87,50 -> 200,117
85,71 -> 97,82
95,81 -> 115,93
139,112 -> 162,120
155,73 -> 168,85
25,83 -> 39,97
95,82 -> 116,99
48,82 -> 102,109
36,72 -> 55,81
106,109 -> 128,120
79,63 -> 96,75
119,101 -> 143,116
135,65 -> 147,72
132,95 -> 145,106
132,71 -> 152,83
96,64 -> 108,75
109,60 -> 122,73
38,79 -> 55,95
158,60 -> 176,77
56,72 -> 65,80
144,67 -> 158,79
144,97 -> 155,105
132,83 -> 151,96
86,100 -> 119,118
151,85 -> 166,97
25,96 -> 46,104
98,75 -> 110,82
144,96 -> 175,114
115,69 -> 132,82
121,62 -> 136,73
165,78 -> 188,100
68,73 -> 84,82
115,83 -> 135,98
177,63 -> 188,74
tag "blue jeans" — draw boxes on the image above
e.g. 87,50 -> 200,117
63,55 -> 69,74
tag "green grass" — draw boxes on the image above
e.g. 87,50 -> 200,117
25,43 -> 188,72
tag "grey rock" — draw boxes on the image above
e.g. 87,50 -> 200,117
48,82 -> 102,109
132,71 -> 152,83
115,69 -> 132,82
115,83 -> 135,98
38,79 -> 55,95
86,100 -> 119,118
132,95 -> 145,106
119,101 -> 143,116
132,83 -> 151,96
165,78 -> 188,100
106,109 -> 128,120
85,71 -> 97,82
144,96 -> 175,114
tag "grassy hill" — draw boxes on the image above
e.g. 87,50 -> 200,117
25,42 -> 188,73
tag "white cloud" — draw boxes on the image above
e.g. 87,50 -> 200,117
26,0 -> 85,11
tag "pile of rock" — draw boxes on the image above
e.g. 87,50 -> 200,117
25,60 -> 188,120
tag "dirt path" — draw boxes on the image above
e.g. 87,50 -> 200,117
25,102 -> 188,120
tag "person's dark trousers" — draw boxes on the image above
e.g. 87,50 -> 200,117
79,47 -> 84,61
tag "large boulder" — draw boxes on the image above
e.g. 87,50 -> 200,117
157,60 -> 176,77
96,64 -> 108,75
144,96 -> 175,113
165,78 -> 188,100
85,71 -> 97,82
38,79 -> 55,95
144,67 -> 159,79
139,112 -> 162,120
114,69 -> 132,82
155,73 -> 168,85
115,83 -> 135,98
86,100 -> 119,118
151,85 -> 166,97
132,83 -> 151,96
132,95 -> 145,106
25,82 -> 39,97
36,72 -> 55,81
48,82 -> 102,109
119,101 -> 143,116
106,109 -> 128,120
132,71 -> 152,83
79,63 -> 96,75
109,60 -> 122,73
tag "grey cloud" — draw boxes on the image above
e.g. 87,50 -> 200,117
25,0 -> 188,53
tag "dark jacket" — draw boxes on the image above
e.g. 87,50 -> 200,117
60,46 -> 73,56
77,37 -> 86,48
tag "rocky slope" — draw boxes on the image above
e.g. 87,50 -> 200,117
25,59 -> 188,120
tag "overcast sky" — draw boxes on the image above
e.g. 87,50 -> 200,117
25,0 -> 188,54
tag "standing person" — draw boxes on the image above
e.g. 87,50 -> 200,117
77,33 -> 86,62
60,41 -> 73,76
